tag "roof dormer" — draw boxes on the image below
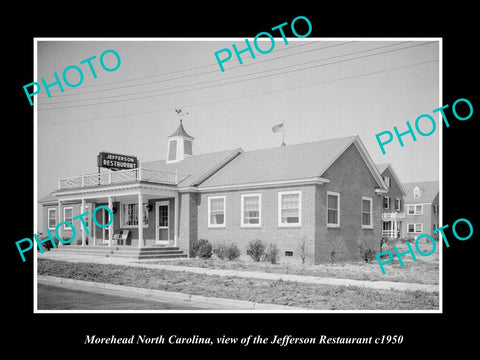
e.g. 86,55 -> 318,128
413,186 -> 421,198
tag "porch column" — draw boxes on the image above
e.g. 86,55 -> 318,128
108,196 -> 113,247
174,193 -> 179,247
138,193 -> 144,248
81,199 -> 86,246
57,200 -> 63,246
92,203 -> 96,246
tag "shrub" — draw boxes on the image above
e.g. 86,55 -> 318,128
36,233 -> 60,251
246,239 -> 266,262
191,239 -> 212,259
298,236 -> 307,265
263,243 -> 280,264
213,243 -> 227,260
225,243 -> 241,260
357,242 -> 375,263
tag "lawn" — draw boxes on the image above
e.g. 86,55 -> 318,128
38,258 -> 439,310
146,238 -> 440,285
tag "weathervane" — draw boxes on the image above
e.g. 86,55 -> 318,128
175,108 -> 189,122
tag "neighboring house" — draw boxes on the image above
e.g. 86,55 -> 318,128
375,163 -> 407,239
39,121 -> 390,264
401,181 -> 439,240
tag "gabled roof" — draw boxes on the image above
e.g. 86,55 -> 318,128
403,181 -> 439,203
376,163 -> 407,196
197,135 -> 387,191
141,148 -> 242,187
168,120 -> 194,139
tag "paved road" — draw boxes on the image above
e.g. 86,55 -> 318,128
37,283 -> 206,310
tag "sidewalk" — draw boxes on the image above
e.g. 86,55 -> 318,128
38,251 -> 439,293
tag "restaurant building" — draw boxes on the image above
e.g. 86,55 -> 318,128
39,121 -> 389,264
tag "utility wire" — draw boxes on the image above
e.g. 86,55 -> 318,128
43,58 -> 438,125
37,41 -> 320,96
39,42 -> 435,110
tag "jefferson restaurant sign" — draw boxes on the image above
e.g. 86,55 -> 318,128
97,151 -> 138,171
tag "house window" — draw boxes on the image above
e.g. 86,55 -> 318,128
278,190 -> 301,226
433,204 -> 438,215
408,223 -> 423,233
383,196 -> 390,209
407,204 -> 423,215
63,207 -> 73,230
383,176 -> 391,187
122,203 -> 149,227
326,191 -> 340,227
47,208 -> 57,229
241,193 -> 261,227
361,197 -> 373,228
413,186 -> 421,198
395,198 -> 401,211
208,196 -> 226,227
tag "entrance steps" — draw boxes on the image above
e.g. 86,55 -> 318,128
50,245 -> 188,260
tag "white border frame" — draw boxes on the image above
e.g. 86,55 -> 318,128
240,193 -> 262,228
32,37 -> 443,314
207,195 -> 226,228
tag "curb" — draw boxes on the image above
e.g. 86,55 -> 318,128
37,275 -> 308,311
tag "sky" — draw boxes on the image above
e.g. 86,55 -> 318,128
36,38 -> 440,206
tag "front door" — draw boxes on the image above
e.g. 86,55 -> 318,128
155,201 -> 170,245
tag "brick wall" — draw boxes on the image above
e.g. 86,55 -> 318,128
315,143 -> 383,263
196,185 -> 316,264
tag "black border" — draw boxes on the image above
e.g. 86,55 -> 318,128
6,4 -> 478,355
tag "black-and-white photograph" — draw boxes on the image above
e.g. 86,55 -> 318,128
33,38 -> 441,312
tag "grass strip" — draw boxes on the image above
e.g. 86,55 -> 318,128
38,259 -> 438,310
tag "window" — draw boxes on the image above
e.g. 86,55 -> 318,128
433,204 -> 438,215
383,196 -> 390,209
395,198 -> 401,211
208,196 -> 226,227
184,140 -> 193,155
47,208 -> 57,229
122,203 -> 149,227
413,186 -> 421,198
407,204 -> 423,215
168,139 -> 177,161
63,207 -> 73,230
361,197 -> 373,228
383,176 -> 391,187
408,223 -> 423,233
241,193 -> 261,227
278,190 -> 301,226
326,191 -> 340,227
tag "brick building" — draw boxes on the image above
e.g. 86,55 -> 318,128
39,121 -> 389,264
375,163 -> 407,239
401,181 -> 439,240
